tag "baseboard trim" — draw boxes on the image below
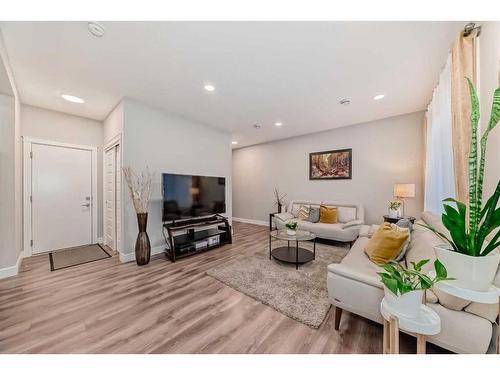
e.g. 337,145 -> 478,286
0,251 -> 23,279
119,245 -> 165,263
232,217 -> 268,227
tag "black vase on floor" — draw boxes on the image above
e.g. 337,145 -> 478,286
135,213 -> 151,266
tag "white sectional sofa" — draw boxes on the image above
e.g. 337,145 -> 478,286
327,211 -> 499,354
273,200 -> 364,245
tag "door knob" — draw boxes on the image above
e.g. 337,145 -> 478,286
82,203 -> 91,207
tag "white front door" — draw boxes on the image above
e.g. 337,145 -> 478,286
104,146 -> 116,250
31,143 -> 93,254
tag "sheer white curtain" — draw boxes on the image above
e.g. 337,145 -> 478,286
424,54 -> 456,214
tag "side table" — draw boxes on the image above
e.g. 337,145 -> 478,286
381,297 -> 441,354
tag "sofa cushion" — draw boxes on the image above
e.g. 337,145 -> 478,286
328,237 -> 382,288
364,223 -> 410,265
427,303 -> 492,354
298,205 -> 310,220
337,206 -> 357,223
308,206 -> 320,223
274,212 -> 294,222
405,220 -> 444,274
319,205 -> 338,224
464,302 -> 499,323
291,204 -> 301,217
432,287 -> 471,311
297,221 -> 358,242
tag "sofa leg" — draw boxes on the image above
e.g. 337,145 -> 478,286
334,307 -> 343,330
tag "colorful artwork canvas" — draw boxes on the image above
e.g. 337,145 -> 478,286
309,149 -> 352,180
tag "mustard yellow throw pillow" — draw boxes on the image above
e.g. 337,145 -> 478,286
364,222 -> 409,265
319,205 -> 338,224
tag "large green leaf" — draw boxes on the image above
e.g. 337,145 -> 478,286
434,259 -> 448,279
467,78 -> 480,252
476,180 -> 500,255
442,202 -> 468,253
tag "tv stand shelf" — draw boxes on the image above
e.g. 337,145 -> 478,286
163,215 -> 232,262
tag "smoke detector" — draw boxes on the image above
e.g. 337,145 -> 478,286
88,22 -> 105,37
339,99 -> 351,106
253,124 -> 261,129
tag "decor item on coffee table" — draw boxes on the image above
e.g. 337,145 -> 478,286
207,243 -> 348,328
270,229 -> 316,270
309,148 -> 352,180
123,166 -> 154,266
381,296 -> 441,354
421,80 -> 500,292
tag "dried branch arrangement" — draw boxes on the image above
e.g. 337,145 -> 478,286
123,166 -> 154,214
273,187 -> 286,207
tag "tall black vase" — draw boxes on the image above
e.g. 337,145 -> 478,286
135,213 -> 151,266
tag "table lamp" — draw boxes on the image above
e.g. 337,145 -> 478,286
393,183 -> 415,217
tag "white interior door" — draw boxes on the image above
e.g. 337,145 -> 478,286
31,143 -> 93,254
104,146 -> 116,250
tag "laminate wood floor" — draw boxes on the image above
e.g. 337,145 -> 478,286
0,222 -> 446,354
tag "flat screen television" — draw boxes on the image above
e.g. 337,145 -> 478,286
162,173 -> 226,221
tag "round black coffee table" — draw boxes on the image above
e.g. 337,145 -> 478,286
269,230 -> 316,269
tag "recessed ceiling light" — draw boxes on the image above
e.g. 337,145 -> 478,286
275,122 -> 283,127
204,84 -> 216,92
339,99 -> 351,106
373,94 -> 385,101
88,22 -> 105,37
231,141 -> 238,145
61,94 -> 85,104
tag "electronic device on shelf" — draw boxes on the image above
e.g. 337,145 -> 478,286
162,173 -> 226,222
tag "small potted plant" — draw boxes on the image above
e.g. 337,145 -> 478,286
421,80 -> 500,291
388,200 -> 401,219
378,259 -> 450,318
285,221 -> 298,236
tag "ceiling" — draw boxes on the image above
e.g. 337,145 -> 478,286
0,21 -> 463,148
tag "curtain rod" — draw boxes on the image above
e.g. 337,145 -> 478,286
463,22 -> 481,37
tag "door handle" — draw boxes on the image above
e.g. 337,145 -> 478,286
82,203 -> 91,207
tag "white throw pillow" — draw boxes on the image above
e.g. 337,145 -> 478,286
290,204 -> 301,218
337,206 -> 357,223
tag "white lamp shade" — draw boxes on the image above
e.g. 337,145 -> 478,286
394,183 -> 415,198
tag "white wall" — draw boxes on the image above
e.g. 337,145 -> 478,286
0,93 -> 17,269
480,22 -> 500,200
121,99 -> 232,256
0,29 -> 22,276
21,104 -> 104,238
232,112 -> 424,224
103,100 -> 124,144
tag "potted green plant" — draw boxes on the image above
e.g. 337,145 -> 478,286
285,221 -> 298,236
421,79 -> 500,291
378,259 -> 450,318
388,200 -> 401,219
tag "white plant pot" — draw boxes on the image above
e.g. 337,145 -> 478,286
388,209 -> 399,219
434,244 -> 500,292
286,229 -> 297,236
384,287 -> 423,318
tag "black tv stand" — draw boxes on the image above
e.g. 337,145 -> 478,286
163,215 -> 232,262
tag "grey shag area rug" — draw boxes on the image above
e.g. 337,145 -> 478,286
206,242 -> 349,328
